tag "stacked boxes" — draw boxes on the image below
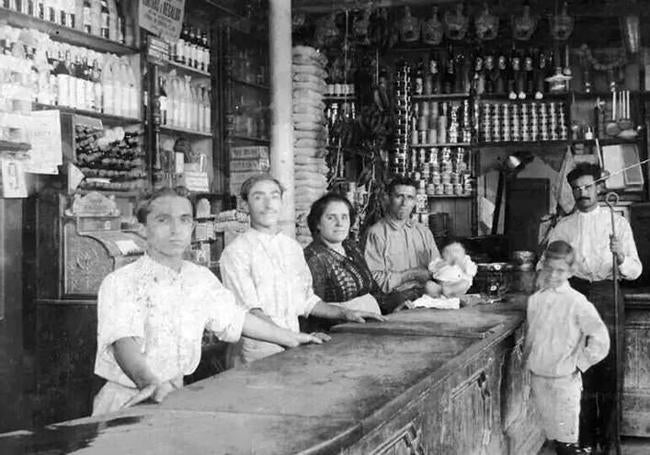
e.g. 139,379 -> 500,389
228,145 -> 270,206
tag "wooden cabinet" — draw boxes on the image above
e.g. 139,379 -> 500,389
622,291 -> 650,436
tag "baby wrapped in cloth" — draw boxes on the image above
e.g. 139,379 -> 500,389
426,241 -> 477,298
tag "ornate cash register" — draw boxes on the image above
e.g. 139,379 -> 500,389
32,191 -> 146,425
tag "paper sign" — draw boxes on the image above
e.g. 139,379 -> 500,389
25,110 -> 62,175
139,0 -> 186,43
0,158 -> 28,198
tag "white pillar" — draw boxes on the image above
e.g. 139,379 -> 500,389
269,0 -> 294,237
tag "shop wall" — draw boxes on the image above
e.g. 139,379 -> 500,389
477,147 -> 566,236
0,199 -> 25,432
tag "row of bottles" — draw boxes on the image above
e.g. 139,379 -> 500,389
2,0 -> 127,44
408,45 -> 568,98
159,72 -> 211,133
171,24 -> 211,73
227,94 -> 268,139
42,41 -> 139,118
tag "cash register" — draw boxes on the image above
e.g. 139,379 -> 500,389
32,190 -> 146,424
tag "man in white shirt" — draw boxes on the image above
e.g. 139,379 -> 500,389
93,187 -> 324,415
220,174 -> 385,364
545,163 -> 642,451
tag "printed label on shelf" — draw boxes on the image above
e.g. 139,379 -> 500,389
139,0 -> 186,43
0,158 -> 28,198
147,35 -> 171,65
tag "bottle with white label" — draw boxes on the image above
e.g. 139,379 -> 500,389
55,46 -> 71,106
159,75 -> 168,126
101,57 -> 114,114
99,0 -> 109,40
82,0 -> 92,34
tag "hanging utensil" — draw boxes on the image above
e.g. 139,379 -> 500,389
605,90 -> 621,136
618,90 -> 634,131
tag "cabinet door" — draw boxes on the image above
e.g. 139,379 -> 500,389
622,307 -> 650,436
503,327 -> 545,454
505,178 -> 549,253
439,352 -> 506,454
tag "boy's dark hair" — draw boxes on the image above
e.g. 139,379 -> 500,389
567,163 -> 601,186
544,240 -> 575,266
307,192 -> 356,237
386,176 -> 417,196
240,173 -> 284,201
136,186 -> 195,224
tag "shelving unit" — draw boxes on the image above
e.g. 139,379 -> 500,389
412,93 -> 470,101
0,7 -> 138,55
32,103 -> 141,126
160,125 -> 213,138
166,60 -> 212,78
0,140 -> 31,152
228,77 -> 270,91
227,135 -> 270,144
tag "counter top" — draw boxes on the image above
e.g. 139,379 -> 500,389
0,301 -> 528,455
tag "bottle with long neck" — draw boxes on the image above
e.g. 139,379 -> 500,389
444,44 -> 455,94
82,0 -> 92,34
159,75 -> 168,126
100,0 -> 109,40
55,47 -> 71,107
101,57 -> 115,114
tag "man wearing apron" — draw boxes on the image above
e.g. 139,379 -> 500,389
546,163 -> 642,451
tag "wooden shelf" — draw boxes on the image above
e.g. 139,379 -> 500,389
32,103 -> 141,125
409,143 -> 472,148
228,76 -> 270,91
0,7 -> 138,55
476,93 -> 568,102
324,95 -> 356,101
228,134 -> 270,144
572,138 -> 640,146
477,140 -> 568,147
167,60 -> 211,78
428,194 -> 473,199
160,125 -> 213,138
0,140 -> 31,152
412,93 -> 470,101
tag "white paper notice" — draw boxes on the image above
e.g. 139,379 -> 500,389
26,110 -> 62,175
479,196 -> 495,232
139,0 -> 186,43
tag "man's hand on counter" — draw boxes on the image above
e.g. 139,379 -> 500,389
341,309 -> 387,324
121,379 -> 179,410
288,331 -> 330,347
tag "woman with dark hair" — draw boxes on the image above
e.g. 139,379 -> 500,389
303,193 -> 383,329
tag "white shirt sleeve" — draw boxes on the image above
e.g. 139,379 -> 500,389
219,246 -> 262,311
297,244 -> 322,317
575,298 -> 611,372
96,273 -> 146,357
616,216 -> 643,280
203,271 -> 247,343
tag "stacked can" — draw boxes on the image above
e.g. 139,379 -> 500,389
393,61 -> 411,176
479,101 -> 568,144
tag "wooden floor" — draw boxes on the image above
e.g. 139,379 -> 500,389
538,437 -> 650,454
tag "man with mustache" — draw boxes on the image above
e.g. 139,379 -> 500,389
220,174 -> 384,364
545,163 -> 642,452
364,176 -> 440,312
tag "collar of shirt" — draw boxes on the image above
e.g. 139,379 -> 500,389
247,227 -> 283,243
385,216 -> 414,231
575,205 -> 603,219
539,281 -> 571,294
140,254 -> 190,282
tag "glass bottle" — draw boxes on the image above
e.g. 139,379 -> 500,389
444,44 -> 455,94
82,0 -> 92,34
159,76 -> 168,125
100,0 -> 109,40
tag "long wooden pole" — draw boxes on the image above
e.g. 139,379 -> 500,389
269,0 -> 295,237
605,191 -> 623,455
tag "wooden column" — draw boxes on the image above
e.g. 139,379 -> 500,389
269,0 -> 294,236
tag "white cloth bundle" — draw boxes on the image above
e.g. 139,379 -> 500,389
410,295 -> 461,310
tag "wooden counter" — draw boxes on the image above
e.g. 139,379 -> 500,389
622,289 -> 650,436
0,300 -> 544,454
